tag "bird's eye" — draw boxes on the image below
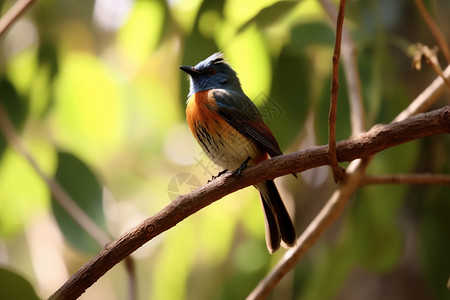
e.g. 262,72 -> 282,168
207,68 -> 216,75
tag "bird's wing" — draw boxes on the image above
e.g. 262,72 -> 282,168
211,89 -> 283,158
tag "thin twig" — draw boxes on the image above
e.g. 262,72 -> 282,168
0,0 -> 36,36
328,0 -> 346,183
247,64 -> 450,299
395,64 -> 450,122
414,0 -> 450,64
320,0 -> 366,135
412,44 -> 450,87
48,106 -> 450,300
361,174 -> 450,186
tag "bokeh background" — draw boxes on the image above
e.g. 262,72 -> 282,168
0,0 -> 449,299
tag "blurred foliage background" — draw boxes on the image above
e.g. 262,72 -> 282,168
0,0 -> 449,299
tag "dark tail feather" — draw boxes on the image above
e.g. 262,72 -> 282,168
256,180 -> 296,253
259,193 -> 281,253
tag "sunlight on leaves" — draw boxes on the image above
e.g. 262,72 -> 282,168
118,0 -> 165,67
153,223 -> 196,300
169,0 -> 204,33
220,26 -> 271,101
0,140 -> 54,236
6,49 -> 38,96
52,53 -> 126,163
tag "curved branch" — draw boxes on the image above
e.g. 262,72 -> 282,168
49,106 -> 450,300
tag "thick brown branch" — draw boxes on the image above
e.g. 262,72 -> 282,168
49,106 -> 450,300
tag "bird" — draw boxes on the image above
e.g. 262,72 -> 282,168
180,52 -> 296,253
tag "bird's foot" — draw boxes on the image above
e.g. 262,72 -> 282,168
208,169 -> 229,183
233,156 -> 251,176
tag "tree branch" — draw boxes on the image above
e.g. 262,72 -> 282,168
0,0 -> 36,36
247,60 -> 450,298
49,105 -> 450,300
328,0 -> 347,182
247,157 -> 372,300
394,64 -> 450,122
320,0 -> 366,135
414,0 -> 450,64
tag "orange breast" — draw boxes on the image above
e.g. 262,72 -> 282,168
185,90 -> 263,170
186,90 -> 225,135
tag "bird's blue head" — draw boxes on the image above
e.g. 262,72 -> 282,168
180,52 -> 243,97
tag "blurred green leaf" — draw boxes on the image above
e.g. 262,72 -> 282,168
0,141 -> 54,237
267,50 -> 310,148
352,185 -> 404,271
52,52 -> 125,162
419,190 -> 450,299
238,1 -> 299,33
0,77 -> 27,158
0,268 -> 40,300
51,151 -> 107,254
315,67 -> 351,145
153,223 -> 196,300
37,37 -> 59,81
302,240 -> 357,300
118,0 -> 165,66
223,27 -> 271,100
287,22 -> 336,51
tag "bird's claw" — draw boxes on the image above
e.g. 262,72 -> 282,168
233,156 -> 251,176
207,169 -> 229,183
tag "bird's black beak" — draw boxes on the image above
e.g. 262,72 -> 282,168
180,65 -> 200,76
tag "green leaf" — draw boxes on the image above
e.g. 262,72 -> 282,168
51,151 -> 107,254
37,37 -> 59,80
0,77 -> 28,158
315,67 -> 351,145
418,189 -> 450,299
0,268 -> 40,300
238,1 -> 299,33
267,50 -> 310,149
52,53 -> 126,162
287,22 -> 336,51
